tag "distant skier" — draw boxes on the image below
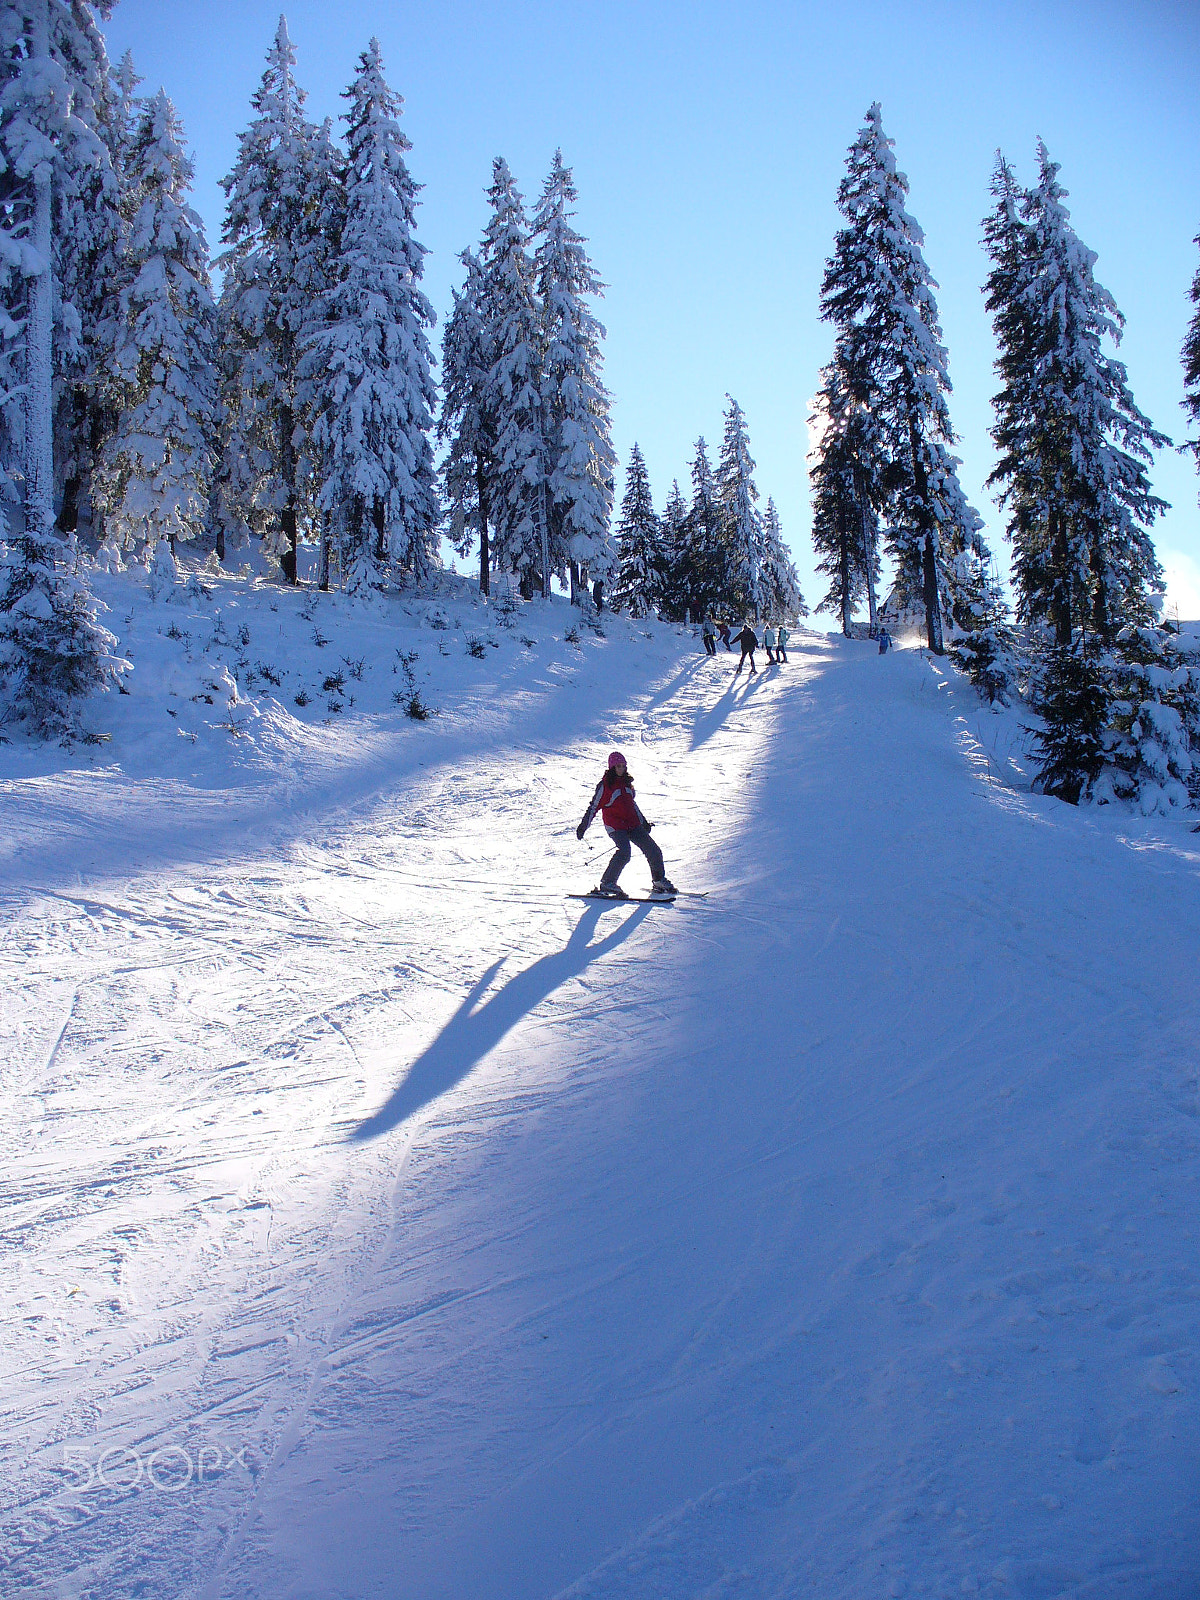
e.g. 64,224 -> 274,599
717,620 -> 732,651
776,624 -> 789,663
701,616 -> 717,656
732,622 -> 758,676
763,624 -> 777,664
577,750 -> 676,899
878,628 -> 892,655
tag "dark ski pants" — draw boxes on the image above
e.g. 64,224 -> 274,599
703,634 -> 716,655
600,823 -> 665,889
776,644 -> 787,662
734,648 -> 756,675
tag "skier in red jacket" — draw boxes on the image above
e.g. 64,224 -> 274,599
577,750 -> 677,899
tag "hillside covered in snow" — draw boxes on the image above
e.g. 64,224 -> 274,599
1,565 -> 1198,1600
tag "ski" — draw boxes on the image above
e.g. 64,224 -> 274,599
568,891 -> 708,905
569,892 -> 676,905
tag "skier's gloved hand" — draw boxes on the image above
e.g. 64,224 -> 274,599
576,822 -> 586,840
644,821 -> 653,833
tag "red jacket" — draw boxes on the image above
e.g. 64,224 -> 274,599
580,770 -> 645,834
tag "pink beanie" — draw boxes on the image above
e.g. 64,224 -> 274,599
608,750 -> 627,767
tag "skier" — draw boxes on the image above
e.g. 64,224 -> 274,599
763,624 -> 777,664
718,620 -> 732,651
878,627 -> 892,655
577,750 -> 677,899
732,621 -> 758,676
776,624 -> 789,663
701,616 -> 717,656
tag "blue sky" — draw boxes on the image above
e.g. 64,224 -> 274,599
104,0 -> 1200,616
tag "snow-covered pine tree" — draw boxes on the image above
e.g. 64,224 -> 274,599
808,359 -> 877,634
986,144 -> 1169,644
1031,639 -> 1111,805
91,90 -> 217,555
1180,229 -> 1200,498
301,39 -> 438,593
1095,614 -> 1197,813
612,442 -> 661,617
439,248 -> 495,593
681,436 -> 727,619
480,158 -> 548,598
944,545 -> 1020,705
761,497 -> 805,622
657,477 -> 689,620
826,105 -> 976,653
531,151 -> 615,603
217,17 -> 341,582
717,396 -> 766,619
0,0 -> 123,736
54,43 -> 132,538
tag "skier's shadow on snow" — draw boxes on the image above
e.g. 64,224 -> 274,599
350,903 -> 653,1140
690,669 -> 766,750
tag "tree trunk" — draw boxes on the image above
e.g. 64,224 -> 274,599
318,511 -> 331,591
908,413 -> 944,655
1050,505 -> 1072,646
852,460 -> 878,636
838,504 -> 851,636
373,497 -> 386,565
280,403 -> 298,584
592,577 -> 604,611
569,560 -> 581,604
475,457 -> 490,597
24,2 -> 54,539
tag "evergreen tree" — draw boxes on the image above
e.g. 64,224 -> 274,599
825,104 -> 977,653
301,39 -> 438,593
680,436 -> 727,618
1032,641 -> 1111,804
761,497 -> 806,621
439,248 -> 495,593
0,0 -> 122,735
217,18 -> 340,582
92,90 -> 217,555
717,396 -> 766,618
944,546 -> 1020,705
808,362 -> 876,634
1180,229 -> 1200,497
612,442 -> 660,616
657,477 -> 689,620
480,158 -> 548,597
1095,616 -> 1198,813
531,150 -> 615,600
985,145 -> 1169,644
53,43 -> 132,536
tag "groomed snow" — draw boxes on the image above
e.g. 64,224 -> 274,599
2,568 -> 1198,1599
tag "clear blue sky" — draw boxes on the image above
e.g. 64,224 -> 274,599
104,0 -> 1200,617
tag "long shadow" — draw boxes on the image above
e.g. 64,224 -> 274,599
640,654 -> 709,715
690,666 -> 768,751
350,902 -> 653,1140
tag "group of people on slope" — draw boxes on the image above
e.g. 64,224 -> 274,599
700,617 -> 790,675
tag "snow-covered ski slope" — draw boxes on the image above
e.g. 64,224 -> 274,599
3,593 -> 1199,1600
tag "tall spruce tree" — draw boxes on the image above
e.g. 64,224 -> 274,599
681,436 -> 727,619
761,497 -> 805,621
0,0 -> 123,737
657,477 -> 689,620
1181,229 -> 1200,497
985,144 -> 1169,645
217,18 -> 340,582
612,441 -> 660,616
717,396 -> 767,618
480,158 -> 548,597
92,90 -> 217,556
808,362 -> 877,634
301,39 -> 438,593
439,248 -> 495,593
824,105 -> 978,654
531,151 -> 615,601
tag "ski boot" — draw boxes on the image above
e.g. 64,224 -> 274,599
650,878 -> 678,899
592,884 -> 629,899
